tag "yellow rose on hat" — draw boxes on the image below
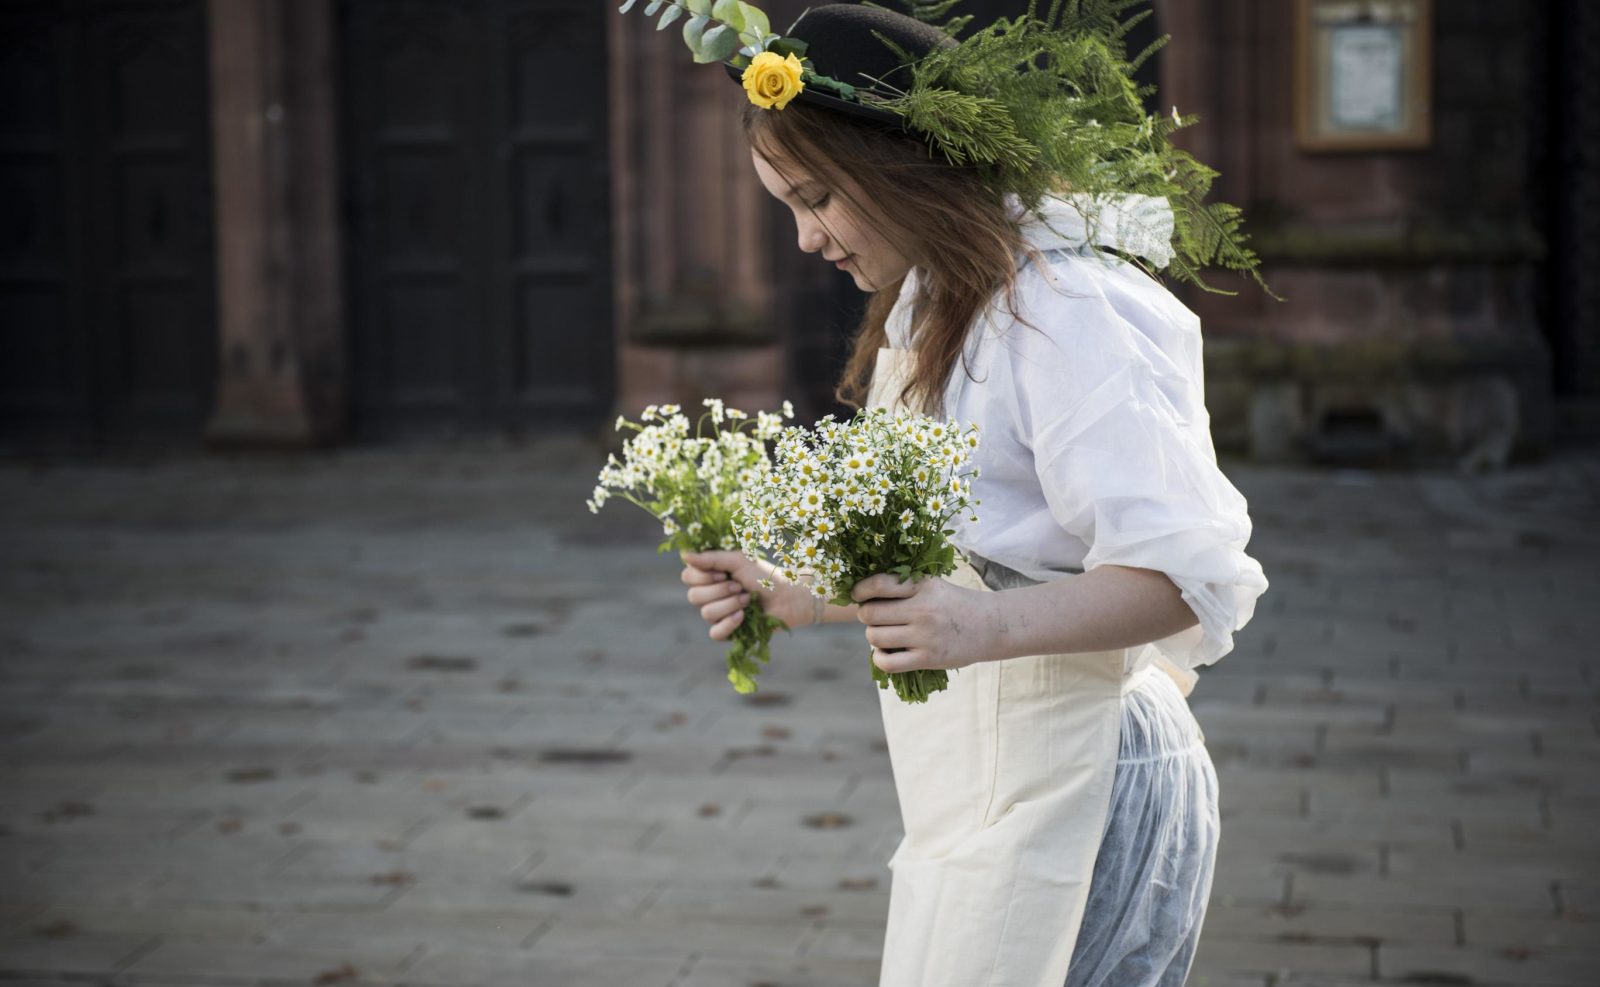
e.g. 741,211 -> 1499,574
741,51 -> 805,110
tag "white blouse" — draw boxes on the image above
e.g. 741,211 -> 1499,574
884,195 -> 1268,672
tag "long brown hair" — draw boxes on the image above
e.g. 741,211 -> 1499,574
742,101 -> 1043,416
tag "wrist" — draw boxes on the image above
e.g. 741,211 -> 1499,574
973,589 -> 1018,664
793,566 -> 824,629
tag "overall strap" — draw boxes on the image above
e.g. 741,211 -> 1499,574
963,549 -> 1083,592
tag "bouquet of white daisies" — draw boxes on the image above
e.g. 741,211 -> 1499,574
587,398 -> 796,694
733,407 -> 981,703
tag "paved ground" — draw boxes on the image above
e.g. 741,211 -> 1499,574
0,436 -> 1597,987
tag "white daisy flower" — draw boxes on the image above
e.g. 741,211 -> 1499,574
795,487 -> 825,515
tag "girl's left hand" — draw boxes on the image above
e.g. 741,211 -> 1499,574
851,573 -> 998,673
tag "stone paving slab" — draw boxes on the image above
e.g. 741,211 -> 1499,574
0,931 -> 158,976
1,439 -> 1596,985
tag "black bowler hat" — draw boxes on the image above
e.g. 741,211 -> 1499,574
723,3 -> 956,125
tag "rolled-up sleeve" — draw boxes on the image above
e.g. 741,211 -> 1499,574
1030,356 -> 1268,669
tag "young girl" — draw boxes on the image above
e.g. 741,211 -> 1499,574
671,4 -> 1268,984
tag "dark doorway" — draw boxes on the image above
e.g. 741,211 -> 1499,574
1532,0 -> 1600,403
339,0 -> 614,438
0,1 -> 216,447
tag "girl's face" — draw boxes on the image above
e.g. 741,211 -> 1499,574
750,148 -> 915,292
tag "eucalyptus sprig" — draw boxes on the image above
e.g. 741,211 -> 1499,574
619,0 -> 780,67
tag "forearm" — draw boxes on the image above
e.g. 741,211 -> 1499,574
979,564 -> 1199,662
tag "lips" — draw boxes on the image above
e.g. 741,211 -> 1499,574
833,255 -> 854,269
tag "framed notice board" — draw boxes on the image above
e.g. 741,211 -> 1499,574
1295,0 -> 1433,151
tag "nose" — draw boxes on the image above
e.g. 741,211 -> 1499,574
795,212 -> 829,255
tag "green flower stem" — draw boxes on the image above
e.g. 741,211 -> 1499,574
725,597 -> 789,695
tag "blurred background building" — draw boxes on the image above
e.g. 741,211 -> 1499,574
2,0 -> 1595,466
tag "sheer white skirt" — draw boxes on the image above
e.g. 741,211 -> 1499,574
1064,668 -> 1221,987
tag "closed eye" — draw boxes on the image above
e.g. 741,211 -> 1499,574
806,192 -> 831,210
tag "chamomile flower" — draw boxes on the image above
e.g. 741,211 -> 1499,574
795,487 -> 825,515
723,402 -> 982,702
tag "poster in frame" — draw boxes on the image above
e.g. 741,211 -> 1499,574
1294,0 -> 1433,152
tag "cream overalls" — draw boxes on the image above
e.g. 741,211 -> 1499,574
867,345 -> 1176,987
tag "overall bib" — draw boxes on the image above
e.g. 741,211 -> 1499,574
868,346 -> 1146,987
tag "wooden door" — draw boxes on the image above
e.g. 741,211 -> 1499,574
340,0 -> 614,437
0,0 -> 215,445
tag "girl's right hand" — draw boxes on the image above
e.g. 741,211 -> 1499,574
679,551 -> 816,640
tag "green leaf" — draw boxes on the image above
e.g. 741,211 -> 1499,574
766,36 -> 807,59
657,4 -> 683,29
684,13 -> 711,54
711,0 -> 745,31
736,2 -> 770,43
699,23 -> 742,62
686,0 -> 714,13
728,667 -> 757,694
619,0 -> 640,11
645,0 -> 664,15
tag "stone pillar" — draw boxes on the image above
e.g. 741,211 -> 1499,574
204,0 -> 345,447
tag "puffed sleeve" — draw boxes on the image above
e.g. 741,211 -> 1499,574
1016,268 -> 1268,670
